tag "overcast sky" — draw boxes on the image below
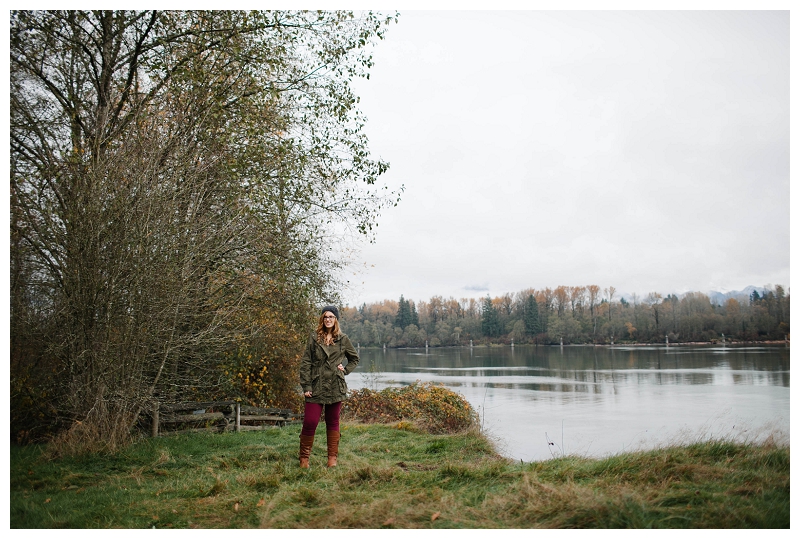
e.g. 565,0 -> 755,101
340,8 -> 790,307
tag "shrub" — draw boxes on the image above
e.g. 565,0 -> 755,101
342,382 -> 478,434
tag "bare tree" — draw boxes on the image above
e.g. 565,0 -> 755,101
587,284 -> 601,337
604,286 -> 617,321
646,292 -> 664,337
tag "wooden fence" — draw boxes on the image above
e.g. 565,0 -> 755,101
151,401 -> 302,437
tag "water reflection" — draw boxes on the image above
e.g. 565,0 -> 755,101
349,344 -> 790,462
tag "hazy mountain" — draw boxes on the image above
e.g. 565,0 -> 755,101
618,286 -> 769,305
707,286 -> 768,305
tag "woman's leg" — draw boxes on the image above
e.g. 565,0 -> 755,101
324,401 -> 342,431
301,402 -> 324,436
299,402 -> 323,468
325,402 -> 342,467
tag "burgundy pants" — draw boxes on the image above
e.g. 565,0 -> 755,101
301,401 -> 342,437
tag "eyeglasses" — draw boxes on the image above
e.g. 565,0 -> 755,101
323,315 -> 336,320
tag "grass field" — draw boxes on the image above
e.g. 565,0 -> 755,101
10,422 -> 789,528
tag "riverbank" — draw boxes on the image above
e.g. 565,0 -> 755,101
10,423 -> 789,528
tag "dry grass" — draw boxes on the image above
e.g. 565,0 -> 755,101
11,422 -> 789,529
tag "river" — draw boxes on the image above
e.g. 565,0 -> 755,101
346,343 -> 790,462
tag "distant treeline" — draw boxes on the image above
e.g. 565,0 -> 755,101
340,285 -> 790,347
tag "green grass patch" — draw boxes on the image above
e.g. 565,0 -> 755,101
10,424 -> 788,528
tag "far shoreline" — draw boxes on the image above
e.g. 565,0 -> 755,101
355,340 -> 789,350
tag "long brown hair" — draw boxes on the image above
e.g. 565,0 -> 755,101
316,312 -> 340,345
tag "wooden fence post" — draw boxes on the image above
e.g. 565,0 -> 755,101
151,402 -> 159,438
235,403 -> 241,433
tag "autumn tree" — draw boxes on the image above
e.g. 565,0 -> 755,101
498,293 -> 514,315
568,286 -> 586,318
426,295 -> 444,324
10,10 -> 398,448
553,286 -> 570,319
444,297 -> 463,320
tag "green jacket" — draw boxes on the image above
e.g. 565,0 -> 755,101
299,332 -> 359,404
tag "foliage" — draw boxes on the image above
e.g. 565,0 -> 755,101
10,363 -> 62,445
219,286 -> 307,413
10,426 -> 789,528
523,294 -> 542,336
9,10 -> 399,448
340,284 -> 790,347
395,295 -> 418,329
342,382 -> 478,434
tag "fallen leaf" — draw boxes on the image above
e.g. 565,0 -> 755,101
234,502 -> 240,511
44,498 -> 51,504
257,499 -> 265,507
431,512 -> 440,521
152,515 -> 159,521
383,518 -> 395,526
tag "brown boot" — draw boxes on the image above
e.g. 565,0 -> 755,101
299,434 -> 314,468
326,429 -> 340,467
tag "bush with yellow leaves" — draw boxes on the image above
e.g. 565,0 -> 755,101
342,382 -> 478,434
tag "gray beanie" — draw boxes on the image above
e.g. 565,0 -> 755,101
321,305 -> 339,319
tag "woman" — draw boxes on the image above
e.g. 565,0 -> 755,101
298,305 -> 359,468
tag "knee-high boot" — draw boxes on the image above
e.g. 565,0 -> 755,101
326,429 -> 340,467
299,434 -> 314,468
